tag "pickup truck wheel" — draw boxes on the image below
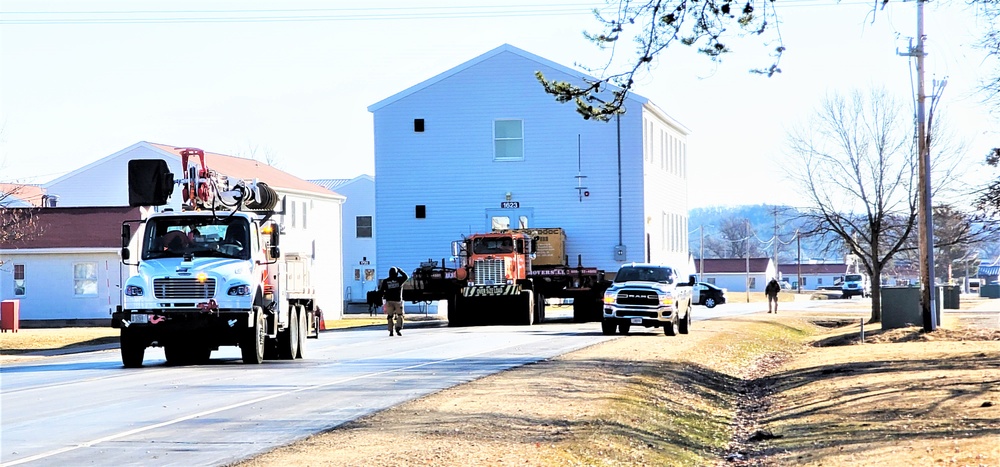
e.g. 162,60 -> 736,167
678,307 -> 691,335
601,320 -> 617,335
120,332 -> 145,368
241,307 -> 266,364
164,345 -> 186,365
295,305 -> 307,359
705,297 -> 717,308
664,315 -> 677,336
617,323 -> 631,335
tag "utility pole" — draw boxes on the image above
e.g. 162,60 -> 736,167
773,207 -> 779,282
745,219 -> 751,303
915,0 -> 938,331
796,231 -> 802,294
700,225 -> 704,283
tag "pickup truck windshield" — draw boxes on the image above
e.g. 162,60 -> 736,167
845,274 -> 864,282
615,267 -> 674,284
142,218 -> 251,260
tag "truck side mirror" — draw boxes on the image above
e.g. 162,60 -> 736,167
451,241 -> 461,257
120,224 -> 131,259
531,238 -> 538,254
269,246 -> 281,259
270,228 -> 280,247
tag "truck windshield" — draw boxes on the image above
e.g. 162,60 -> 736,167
614,267 -> 674,284
845,274 -> 863,282
142,218 -> 252,260
471,237 -> 514,254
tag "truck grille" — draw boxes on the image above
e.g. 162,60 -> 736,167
616,290 -> 660,306
473,259 -> 506,285
153,278 -> 216,299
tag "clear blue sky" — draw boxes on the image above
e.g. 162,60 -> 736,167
0,1 -> 995,208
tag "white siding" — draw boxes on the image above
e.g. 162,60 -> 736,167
0,251 -> 121,321
372,47 -> 670,276
641,104 -> 690,272
335,176 -> 377,303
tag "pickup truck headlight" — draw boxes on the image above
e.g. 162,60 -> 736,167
603,291 -> 616,304
660,294 -> 674,306
228,284 -> 251,296
125,285 -> 144,296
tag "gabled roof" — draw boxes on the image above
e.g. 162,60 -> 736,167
777,263 -> 848,275
310,174 -> 373,191
367,43 -> 650,113
696,258 -> 772,274
1,206 -> 143,249
0,183 -> 46,207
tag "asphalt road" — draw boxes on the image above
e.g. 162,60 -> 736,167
0,297 -> 906,467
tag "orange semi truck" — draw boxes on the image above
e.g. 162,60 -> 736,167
402,228 -> 611,326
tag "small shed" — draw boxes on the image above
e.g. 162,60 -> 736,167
695,258 -> 775,292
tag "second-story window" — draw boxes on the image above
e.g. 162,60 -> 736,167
356,216 -> 372,238
494,119 -> 523,161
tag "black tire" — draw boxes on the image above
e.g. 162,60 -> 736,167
601,320 -> 617,335
617,322 -> 631,335
521,291 -> 535,326
164,345 -> 186,365
120,332 -> 145,368
705,297 -> 717,308
277,306 -> 299,360
534,292 -> 545,324
678,306 -> 691,335
241,307 -> 266,364
296,305 -> 307,359
447,295 -> 466,327
664,314 -> 677,336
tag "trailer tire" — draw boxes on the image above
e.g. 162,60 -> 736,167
601,320 -> 617,335
533,292 -> 545,323
572,293 -> 601,323
241,307 -> 266,364
120,332 -> 145,368
295,305 -> 307,359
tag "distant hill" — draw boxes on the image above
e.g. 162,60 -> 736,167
688,205 -> 842,264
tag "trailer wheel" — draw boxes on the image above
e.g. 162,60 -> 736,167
120,332 -> 145,368
277,305 -> 299,360
601,320 -> 617,335
241,307 -> 266,364
295,305 -> 307,359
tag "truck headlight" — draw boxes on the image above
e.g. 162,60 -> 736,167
603,291 -> 616,304
228,284 -> 251,296
660,294 -> 674,306
125,285 -> 144,296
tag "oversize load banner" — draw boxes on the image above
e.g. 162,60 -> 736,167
462,285 -> 522,297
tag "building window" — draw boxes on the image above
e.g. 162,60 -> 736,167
302,202 -> 308,229
802,277 -> 808,286
817,278 -> 823,285
414,119 -> 425,132
289,200 -> 296,228
494,119 -> 523,161
748,277 -> 757,290
73,262 -> 98,296
356,216 -> 373,238
415,205 -> 426,219
13,264 -> 25,296
707,277 -> 715,285
491,216 -> 510,231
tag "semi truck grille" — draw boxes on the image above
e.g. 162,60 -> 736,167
153,278 -> 217,299
473,259 -> 506,285
616,290 -> 660,306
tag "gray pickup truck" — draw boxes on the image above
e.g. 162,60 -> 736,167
601,263 -> 695,336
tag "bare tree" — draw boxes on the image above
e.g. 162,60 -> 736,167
0,185 -> 41,247
234,142 -> 280,168
539,2 -> 1000,120
785,88 -> 919,323
931,204 -> 999,281
703,216 -> 765,259
974,148 -> 1000,218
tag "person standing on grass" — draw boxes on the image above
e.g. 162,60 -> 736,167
765,278 -> 781,313
378,267 -> 408,336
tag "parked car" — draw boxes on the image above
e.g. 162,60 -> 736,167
693,282 -> 727,308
